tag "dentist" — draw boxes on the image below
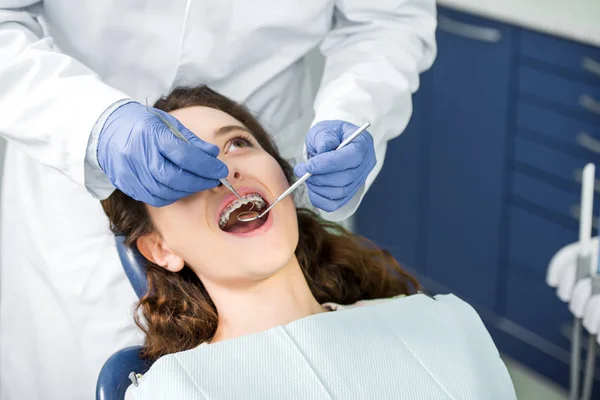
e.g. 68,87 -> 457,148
0,1 -> 436,398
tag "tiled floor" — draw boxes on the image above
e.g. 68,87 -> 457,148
503,356 -> 568,400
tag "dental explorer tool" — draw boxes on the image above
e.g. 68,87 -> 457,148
145,105 -> 242,200
237,122 -> 371,223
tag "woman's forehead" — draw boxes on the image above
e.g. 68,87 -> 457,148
169,106 -> 245,143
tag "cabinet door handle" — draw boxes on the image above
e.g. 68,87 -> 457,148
576,131 -> 600,154
574,169 -> 600,194
582,57 -> 600,78
580,94 -> 600,116
570,204 -> 599,229
437,15 -> 502,43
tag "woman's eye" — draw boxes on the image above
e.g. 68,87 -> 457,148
227,137 -> 252,153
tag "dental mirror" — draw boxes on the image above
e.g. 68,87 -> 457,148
237,121 -> 371,223
237,201 -> 260,222
237,210 -> 261,222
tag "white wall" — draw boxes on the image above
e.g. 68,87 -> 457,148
0,137 -> 5,257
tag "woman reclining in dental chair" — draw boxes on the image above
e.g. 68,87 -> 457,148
101,85 -> 516,400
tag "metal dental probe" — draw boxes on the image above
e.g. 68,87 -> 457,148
145,105 -> 243,200
237,122 -> 371,223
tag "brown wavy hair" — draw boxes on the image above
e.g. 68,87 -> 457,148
101,85 -> 420,361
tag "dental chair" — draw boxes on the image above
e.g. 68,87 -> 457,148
96,236 -> 152,400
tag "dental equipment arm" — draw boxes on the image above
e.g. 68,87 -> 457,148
568,163 -> 595,400
581,215 -> 600,400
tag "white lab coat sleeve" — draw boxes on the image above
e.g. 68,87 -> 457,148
0,1 -> 131,197
85,98 -> 135,198
310,0 -> 437,222
124,384 -> 134,400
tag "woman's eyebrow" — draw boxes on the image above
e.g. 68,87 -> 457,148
213,125 -> 251,137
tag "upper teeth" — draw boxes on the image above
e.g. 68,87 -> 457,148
219,194 -> 266,228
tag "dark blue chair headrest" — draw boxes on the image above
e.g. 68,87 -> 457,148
96,346 -> 152,400
115,235 -> 149,299
96,238 -> 152,400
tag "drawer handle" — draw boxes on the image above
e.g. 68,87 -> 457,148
580,94 -> 600,116
576,132 -> 600,154
437,15 -> 502,43
574,169 -> 600,194
570,204 -> 599,229
582,57 -> 600,78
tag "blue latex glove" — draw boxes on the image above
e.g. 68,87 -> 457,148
294,120 -> 376,212
97,102 -> 228,206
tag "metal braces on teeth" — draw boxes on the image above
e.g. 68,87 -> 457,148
219,194 -> 266,228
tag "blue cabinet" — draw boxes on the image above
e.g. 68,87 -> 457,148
423,10 -> 514,311
356,4 -> 600,391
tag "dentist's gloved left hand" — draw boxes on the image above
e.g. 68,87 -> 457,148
294,120 -> 376,212
97,102 -> 229,207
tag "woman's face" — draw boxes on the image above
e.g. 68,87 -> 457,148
137,106 -> 298,284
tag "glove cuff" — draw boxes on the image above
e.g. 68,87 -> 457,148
85,98 -> 135,199
311,110 -> 368,132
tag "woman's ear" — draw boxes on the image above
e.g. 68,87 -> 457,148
136,233 -> 185,272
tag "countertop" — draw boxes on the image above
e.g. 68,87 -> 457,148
437,0 -> 600,48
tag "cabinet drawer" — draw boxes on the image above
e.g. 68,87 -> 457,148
519,65 -> 600,122
520,30 -> 600,84
512,172 -> 599,223
505,266 -> 572,352
516,101 -> 600,155
507,206 -> 578,277
514,136 -> 600,189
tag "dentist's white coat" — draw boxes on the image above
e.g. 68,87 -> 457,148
0,1 -> 436,398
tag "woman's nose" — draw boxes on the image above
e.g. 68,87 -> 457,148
213,155 -> 245,193
215,166 -> 241,191
225,163 -> 241,181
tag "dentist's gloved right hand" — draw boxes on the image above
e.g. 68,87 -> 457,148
97,102 -> 228,206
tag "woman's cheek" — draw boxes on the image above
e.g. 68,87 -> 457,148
162,204 -> 209,244
263,158 -> 290,191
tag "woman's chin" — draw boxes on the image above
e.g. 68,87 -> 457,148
237,248 -> 297,280
217,203 -> 299,271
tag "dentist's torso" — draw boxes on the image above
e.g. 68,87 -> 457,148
1,1 -> 330,398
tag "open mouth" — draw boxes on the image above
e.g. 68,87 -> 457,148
218,193 -> 270,234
